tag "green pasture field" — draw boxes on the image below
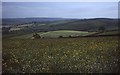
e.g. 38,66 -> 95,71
96,30 -> 119,36
2,36 -> 119,73
11,30 -> 96,39
40,30 -> 96,38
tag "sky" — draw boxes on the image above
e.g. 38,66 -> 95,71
2,0 -> 120,2
2,2 -> 118,19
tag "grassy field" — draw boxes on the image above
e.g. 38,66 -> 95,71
3,30 -> 119,39
10,30 -> 96,39
40,30 -> 96,38
96,30 -> 119,36
11,32 -> 44,39
2,36 -> 119,73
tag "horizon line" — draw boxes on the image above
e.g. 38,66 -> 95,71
2,17 -> 118,19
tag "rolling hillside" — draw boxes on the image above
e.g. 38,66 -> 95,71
23,18 -> 118,32
41,18 -> 118,31
2,17 -> 71,26
2,18 -> 119,38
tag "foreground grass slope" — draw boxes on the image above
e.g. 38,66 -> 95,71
3,36 -> 119,73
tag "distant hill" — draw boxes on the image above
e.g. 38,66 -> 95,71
2,18 -> 119,33
28,18 -> 118,32
2,17 -> 71,25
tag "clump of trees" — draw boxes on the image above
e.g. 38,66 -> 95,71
69,35 -> 72,38
32,33 -> 41,39
59,36 -> 63,38
58,35 -> 74,38
2,27 -> 11,34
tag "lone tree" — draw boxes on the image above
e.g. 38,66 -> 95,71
98,26 -> 105,32
69,35 -> 72,38
32,33 -> 41,39
59,36 -> 63,38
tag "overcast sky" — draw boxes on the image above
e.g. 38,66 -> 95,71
2,2 -> 118,19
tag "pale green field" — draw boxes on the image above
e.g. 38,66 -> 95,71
40,30 -> 94,38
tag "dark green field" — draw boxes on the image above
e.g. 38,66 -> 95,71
2,36 -> 119,73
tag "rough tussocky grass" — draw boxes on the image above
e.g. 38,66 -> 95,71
2,36 -> 119,73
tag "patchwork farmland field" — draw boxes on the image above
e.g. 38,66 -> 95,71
8,30 -> 97,39
2,36 -> 119,73
40,30 -> 96,38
